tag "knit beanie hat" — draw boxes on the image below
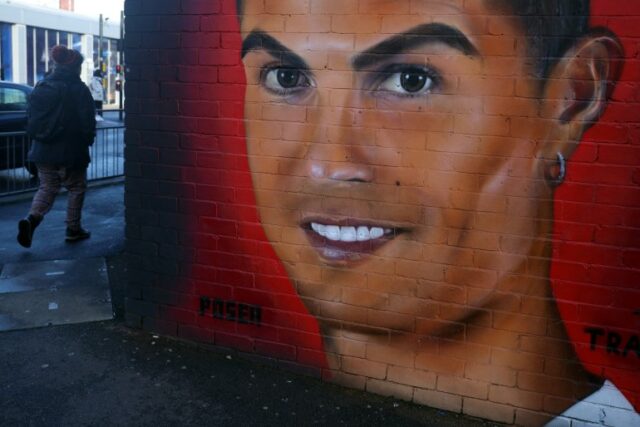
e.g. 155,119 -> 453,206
50,45 -> 84,68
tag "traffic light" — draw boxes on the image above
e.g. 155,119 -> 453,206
115,80 -> 122,91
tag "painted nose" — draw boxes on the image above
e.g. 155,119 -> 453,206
327,162 -> 373,182
307,91 -> 374,183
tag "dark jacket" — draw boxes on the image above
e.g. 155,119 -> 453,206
28,68 -> 96,169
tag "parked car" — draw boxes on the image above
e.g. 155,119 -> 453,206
0,81 -> 36,175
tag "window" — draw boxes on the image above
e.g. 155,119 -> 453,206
0,87 -> 28,111
47,29 -> 57,71
35,28 -> 46,83
72,34 -> 81,52
27,28 -> 34,85
26,27 -> 83,85
0,23 -> 12,81
59,31 -> 69,48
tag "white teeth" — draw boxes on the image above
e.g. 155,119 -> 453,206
356,226 -> 370,241
340,226 -> 357,242
370,227 -> 385,239
325,225 -> 341,241
310,223 -> 391,242
317,224 -> 326,235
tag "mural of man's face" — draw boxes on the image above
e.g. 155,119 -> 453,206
239,0 -> 616,345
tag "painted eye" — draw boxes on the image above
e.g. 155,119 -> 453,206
401,71 -> 430,92
378,67 -> 435,95
276,69 -> 301,88
263,67 -> 311,93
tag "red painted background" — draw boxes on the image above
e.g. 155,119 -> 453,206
551,0 -> 640,410
183,2 -> 328,372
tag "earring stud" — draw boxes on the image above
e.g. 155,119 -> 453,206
556,152 -> 566,184
547,151 -> 567,186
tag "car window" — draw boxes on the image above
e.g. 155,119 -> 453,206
0,87 -> 28,111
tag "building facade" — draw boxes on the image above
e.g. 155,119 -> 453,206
0,1 -> 121,105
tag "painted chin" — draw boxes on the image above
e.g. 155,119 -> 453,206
301,219 -> 405,265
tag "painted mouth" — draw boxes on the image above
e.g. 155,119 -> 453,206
310,223 -> 391,242
302,219 -> 404,263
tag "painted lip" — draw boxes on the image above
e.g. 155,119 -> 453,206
301,217 -> 407,264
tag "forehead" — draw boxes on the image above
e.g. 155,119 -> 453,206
239,0 -> 521,56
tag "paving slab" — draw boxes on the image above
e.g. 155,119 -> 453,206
0,258 -> 112,332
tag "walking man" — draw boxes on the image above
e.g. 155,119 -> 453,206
89,69 -> 105,122
17,45 -> 96,248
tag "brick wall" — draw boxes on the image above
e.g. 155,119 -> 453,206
124,1 -> 640,425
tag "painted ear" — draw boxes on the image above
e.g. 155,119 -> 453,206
549,31 -> 623,134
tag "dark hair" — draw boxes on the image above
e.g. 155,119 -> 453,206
235,0 -> 591,79
489,0 -> 591,78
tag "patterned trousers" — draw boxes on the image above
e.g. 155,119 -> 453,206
29,164 -> 87,230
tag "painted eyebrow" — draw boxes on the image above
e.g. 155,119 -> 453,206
241,29 -> 309,70
352,23 -> 480,70
241,23 -> 478,72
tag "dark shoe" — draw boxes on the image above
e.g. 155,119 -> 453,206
65,227 -> 91,242
17,215 -> 41,248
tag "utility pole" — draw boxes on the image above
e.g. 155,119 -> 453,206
98,13 -> 106,117
98,13 -> 103,74
118,10 -> 124,121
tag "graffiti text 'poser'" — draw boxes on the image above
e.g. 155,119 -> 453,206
199,296 -> 262,326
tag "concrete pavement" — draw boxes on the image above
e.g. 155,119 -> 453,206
0,320 -> 503,426
0,182 -> 125,265
0,183 -> 500,426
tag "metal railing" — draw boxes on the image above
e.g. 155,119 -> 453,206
0,124 -> 124,197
